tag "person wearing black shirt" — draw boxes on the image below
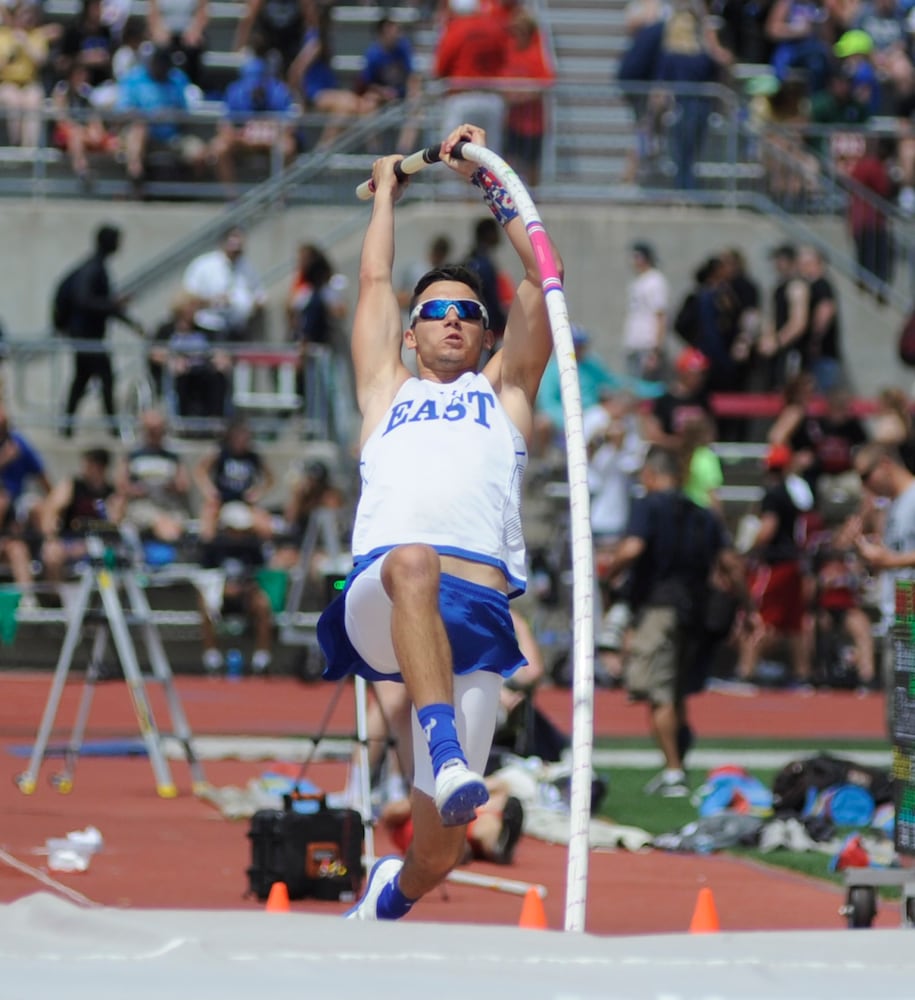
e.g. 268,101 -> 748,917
193,420 -> 275,542
39,447 -> 124,584
464,217 -> 507,340
61,225 -> 141,438
798,244 -> 843,392
642,347 -> 714,450
603,446 -> 744,798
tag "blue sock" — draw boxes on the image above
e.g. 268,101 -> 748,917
376,873 -> 415,919
416,702 -> 466,777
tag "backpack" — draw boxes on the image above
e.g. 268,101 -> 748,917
771,754 -> 893,815
51,262 -> 85,334
898,309 -> 915,367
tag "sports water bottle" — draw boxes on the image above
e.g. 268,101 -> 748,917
226,648 -> 244,681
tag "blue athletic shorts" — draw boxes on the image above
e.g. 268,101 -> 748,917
317,554 -> 526,683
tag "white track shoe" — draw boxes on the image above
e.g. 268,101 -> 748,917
344,855 -> 404,920
434,759 -> 489,827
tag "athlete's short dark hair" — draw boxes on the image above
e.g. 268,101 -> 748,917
409,265 -> 483,314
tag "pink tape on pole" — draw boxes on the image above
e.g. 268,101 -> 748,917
526,221 -> 562,293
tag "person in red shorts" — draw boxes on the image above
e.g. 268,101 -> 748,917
735,443 -> 814,688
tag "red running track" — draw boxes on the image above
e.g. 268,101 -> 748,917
0,672 -> 899,933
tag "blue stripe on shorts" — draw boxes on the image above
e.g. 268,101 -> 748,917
317,567 -> 526,684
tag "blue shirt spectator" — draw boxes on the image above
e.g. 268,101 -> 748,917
360,17 -> 416,101
0,429 -> 47,501
117,50 -> 191,142
224,56 -> 294,119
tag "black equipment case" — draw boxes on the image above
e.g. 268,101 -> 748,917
247,794 -> 364,902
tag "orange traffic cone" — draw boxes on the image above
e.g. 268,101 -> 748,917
266,881 -> 290,913
689,887 -> 720,933
518,886 -> 548,929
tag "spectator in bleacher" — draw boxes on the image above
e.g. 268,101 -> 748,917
534,328 -> 622,456
434,0 -> 508,158
746,71 -> 818,211
622,240 -> 669,382
767,369 -> 816,457
358,16 -> 414,104
271,457 -> 345,570
808,512 -> 876,689
148,291 -> 231,420
287,3 -> 382,147
712,0 -> 774,63
680,409 -> 723,516
110,16 -> 149,83
39,446 -> 124,584
870,385 -> 915,471
756,242 -> 810,390
146,0 -> 208,88
209,36 -> 298,192
808,36 -> 876,141
464,216 -> 508,341
793,386 -> 870,505
51,60 -> 120,187
765,1 -> 835,93
234,0 -> 311,74
616,0 -> 668,183
57,0 -> 114,90
641,345 -> 714,450
797,243 -> 844,391
357,15 -> 423,154
501,8 -> 554,189
0,405 -> 52,527
116,408 -> 190,543
734,442 -> 813,687
675,255 -> 742,394
193,418 -> 275,543
655,1 -> 734,190
848,135 -> 895,297
181,225 -> 267,340
0,0 -> 50,149
853,0 -> 913,106
198,502 -> 274,675
116,45 -> 208,194
718,247 -> 763,416
287,242 -> 346,354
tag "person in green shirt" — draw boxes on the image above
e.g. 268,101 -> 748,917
681,411 -> 723,517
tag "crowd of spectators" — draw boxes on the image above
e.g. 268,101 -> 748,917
525,231 -> 915,698
617,0 -> 915,227
0,0 -> 555,194
0,396 -> 351,676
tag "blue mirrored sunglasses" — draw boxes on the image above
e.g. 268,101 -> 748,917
409,298 -> 489,327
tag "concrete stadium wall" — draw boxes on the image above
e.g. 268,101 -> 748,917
0,200 -> 907,400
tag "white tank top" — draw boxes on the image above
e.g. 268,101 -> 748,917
352,372 -> 528,594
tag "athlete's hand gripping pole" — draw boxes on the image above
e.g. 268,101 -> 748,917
354,142 -> 468,200
356,137 -> 596,935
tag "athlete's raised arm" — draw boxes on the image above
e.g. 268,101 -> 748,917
351,155 -> 411,439
440,125 -> 560,444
